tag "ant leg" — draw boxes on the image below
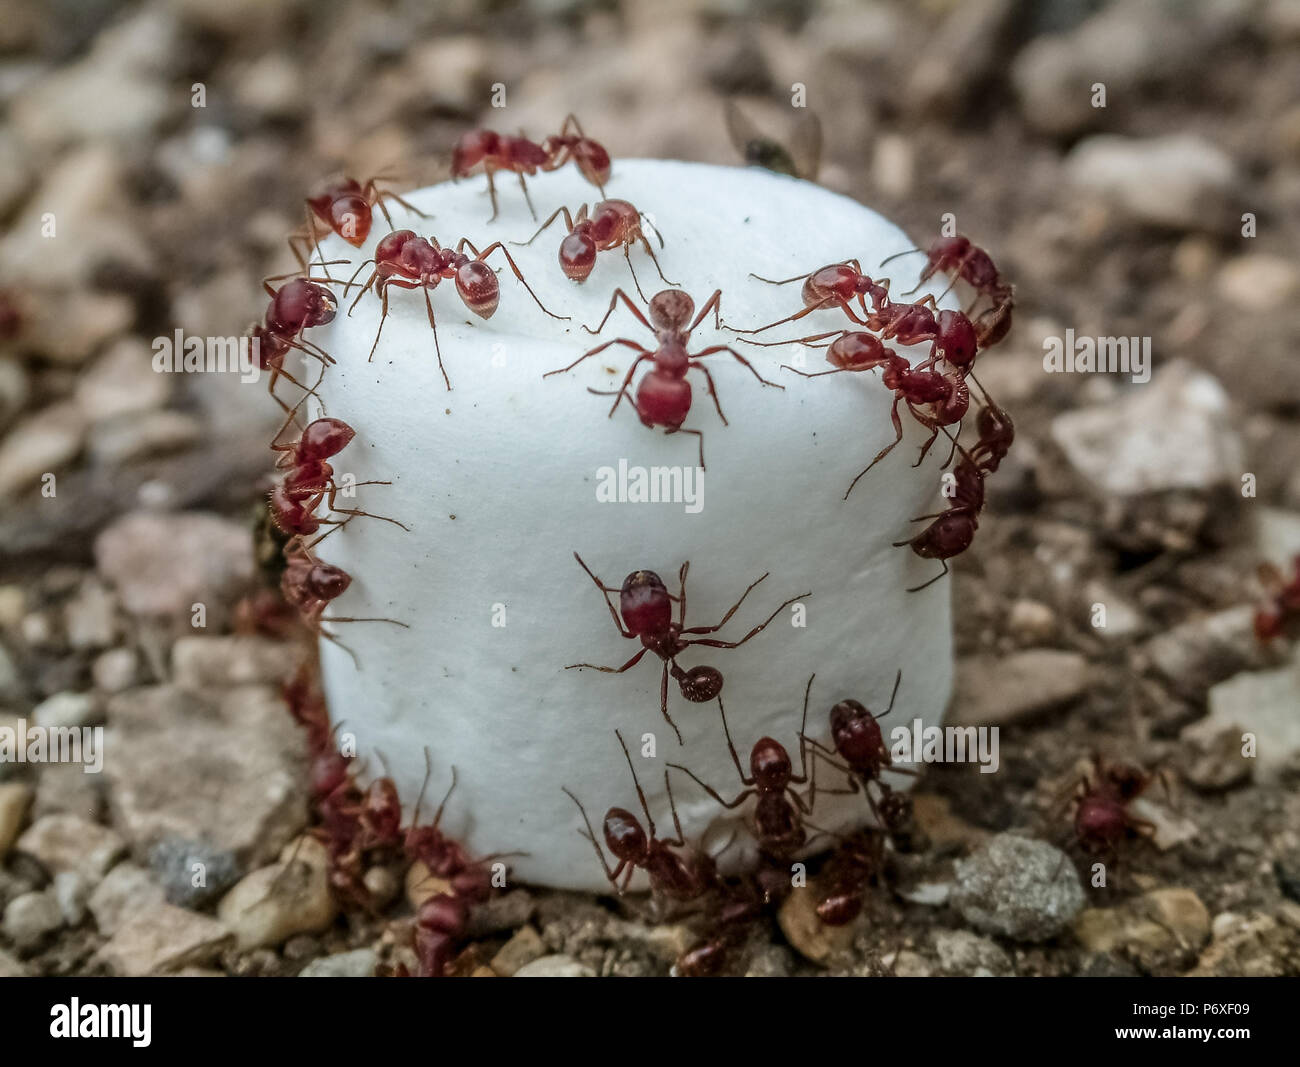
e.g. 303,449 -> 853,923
905,559 -> 949,593
660,663 -> 684,745
693,345 -> 784,389
622,245 -> 648,303
605,352 -> 654,417
517,172 -> 538,221
463,240 -> 568,320
485,164 -> 500,222
793,673 -> 816,785
844,397 -> 905,500
715,697 -> 754,786
665,763 -> 750,810
680,572 -> 770,635
561,786 -> 623,889
512,206 -> 574,247
344,264 -> 378,308
689,289 -> 724,333
687,590 -> 810,649
690,362 -> 729,427
637,236 -> 678,287
749,271 -> 810,286
729,297 -> 837,336
572,552 -> 635,636
614,729 -> 657,838
366,286 -> 390,363
667,426 -> 705,471
583,287 -> 654,336
319,615 -> 410,628
423,286 -> 450,390
564,648 -> 650,673
878,247 -> 923,269
738,330 -> 842,348
662,769 -> 687,848
877,670 -> 903,720
543,337 -> 648,379
321,487 -> 410,532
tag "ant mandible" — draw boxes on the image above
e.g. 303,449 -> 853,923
562,729 -> 716,901
566,552 -> 809,745
515,199 -> 675,300
346,229 -> 567,389
543,288 -> 781,470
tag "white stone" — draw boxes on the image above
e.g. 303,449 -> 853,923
306,160 -> 956,890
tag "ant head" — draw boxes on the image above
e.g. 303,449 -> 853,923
936,310 -> 978,368
975,300 -> 1013,347
828,332 -> 887,371
363,777 -> 402,840
634,372 -> 691,429
298,417 -> 355,462
648,290 -> 694,332
603,807 -> 649,863
619,570 -> 672,635
914,512 -> 975,560
558,232 -> 597,281
308,561 -> 351,601
270,279 -> 337,332
928,235 -> 971,267
450,129 -> 500,176
573,139 -> 612,186
749,737 -> 793,791
878,789 -> 912,831
879,352 -> 909,389
456,260 -> 500,318
1102,761 -> 1149,800
678,665 -> 723,703
829,699 -> 884,768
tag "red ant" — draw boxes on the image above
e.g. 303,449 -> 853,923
800,671 -> 919,823
667,690 -> 819,862
540,114 -> 612,192
740,261 -> 892,334
451,129 -> 550,222
562,729 -> 717,902
1058,755 -> 1168,871
675,879 -> 766,977
567,552 -> 809,745
346,229 -> 567,388
815,830 -> 886,926
515,199 -> 674,300
290,174 -> 427,272
268,415 -> 408,542
250,276 -> 340,414
1254,555 -> 1300,642
543,288 -> 781,469
881,235 -> 1015,347
891,435 -> 986,592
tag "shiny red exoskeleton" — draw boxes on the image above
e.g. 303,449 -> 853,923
567,552 -> 809,745
290,175 -> 427,268
1254,555 -> 1300,642
882,234 -> 1016,347
540,114 -> 612,191
517,199 -> 674,299
668,693 -> 815,861
544,288 -> 781,469
815,830 -> 886,926
742,261 -> 893,334
450,130 -> 551,222
1064,755 -> 1162,864
251,276 -> 338,413
563,730 -> 717,900
347,229 -> 566,388
891,442 -> 986,592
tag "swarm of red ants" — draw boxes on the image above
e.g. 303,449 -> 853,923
235,115 -> 1300,977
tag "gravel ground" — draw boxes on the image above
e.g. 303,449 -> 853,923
1,0 -> 1299,977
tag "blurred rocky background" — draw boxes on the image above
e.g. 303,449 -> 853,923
1,0 -> 1299,977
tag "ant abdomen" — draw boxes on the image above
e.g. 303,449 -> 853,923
454,260 -> 499,317
677,664 -> 723,703
559,232 -> 598,280
635,374 -> 691,429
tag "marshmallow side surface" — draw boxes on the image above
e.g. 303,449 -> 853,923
306,160 -> 955,890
